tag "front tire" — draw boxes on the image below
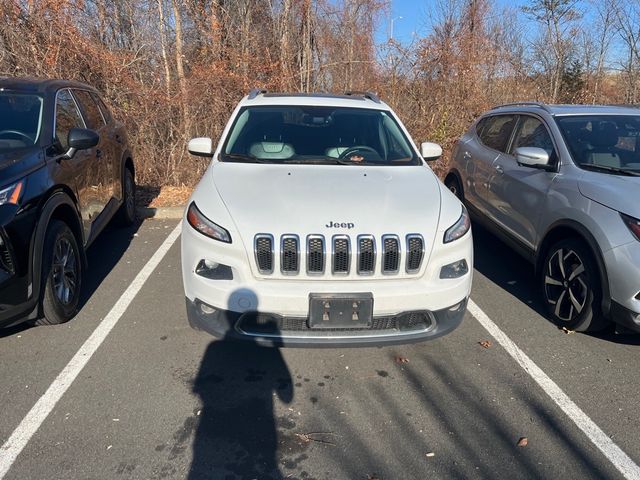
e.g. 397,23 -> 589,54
37,220 -> 82,326
540,239 -> 607,332
118,167 -> 136,226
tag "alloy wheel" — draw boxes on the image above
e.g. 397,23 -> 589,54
544,248 -> 588,322
52,237 -> 78,305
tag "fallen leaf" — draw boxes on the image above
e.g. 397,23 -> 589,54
517,437 -> 528,447
560,327 -> 575,335
394,356 -> 409,364
478,340 -> 492,349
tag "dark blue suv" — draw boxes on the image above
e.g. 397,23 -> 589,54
0,78 -> 135,327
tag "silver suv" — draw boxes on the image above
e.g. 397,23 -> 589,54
446,102 -> 640,333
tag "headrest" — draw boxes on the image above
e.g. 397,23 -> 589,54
591,122 -> 619,148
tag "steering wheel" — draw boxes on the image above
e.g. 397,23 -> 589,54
338,145 -> 379,159
0,130 -> 34,143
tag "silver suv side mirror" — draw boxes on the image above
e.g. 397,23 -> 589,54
515,147 -> 550,168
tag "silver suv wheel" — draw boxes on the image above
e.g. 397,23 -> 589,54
541,239 -> 606,332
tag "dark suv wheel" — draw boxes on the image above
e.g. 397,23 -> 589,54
118,167 -> 136,226
540,238 -> 606,332
37,220 -> 82,325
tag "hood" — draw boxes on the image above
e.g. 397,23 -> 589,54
578,171 -> 640,218
211,162 -> 443,247
0,147 -> 43,185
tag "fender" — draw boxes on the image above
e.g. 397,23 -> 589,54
536,219 -> 611,317
28,191 -> 86,307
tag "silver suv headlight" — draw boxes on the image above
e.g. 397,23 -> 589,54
443,205 -> 471,243
621,213 -> 640,241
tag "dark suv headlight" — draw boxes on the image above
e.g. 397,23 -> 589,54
0,180 -> 24,206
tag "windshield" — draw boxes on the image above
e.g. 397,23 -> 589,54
0,93 -> 43,152
556,115 -> 640,174
221,106 -> 420,165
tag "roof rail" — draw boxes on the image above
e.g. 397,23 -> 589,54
492,101 -> 552,113
344,91 -> 381,104
247,88 -> 268,100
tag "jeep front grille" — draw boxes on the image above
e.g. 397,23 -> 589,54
255,234 -> 274,274
332,235 -> 350,274
382,235 -> 400,274
281,235 -> 299,274
357,235 -> 376,275
307,235 -> 325,274
254,233 -> 425,276
406,234 -> 425,273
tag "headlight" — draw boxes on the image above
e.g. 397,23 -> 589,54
443,205 -> 471,243
0,180 -> 24,206
621,213 -> 640,241
187,202 -> 232,243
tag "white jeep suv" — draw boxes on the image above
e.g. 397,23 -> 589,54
181,90 -> 472,346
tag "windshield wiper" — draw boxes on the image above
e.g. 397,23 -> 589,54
578,163 -> 640,176
219,153 -> 270,163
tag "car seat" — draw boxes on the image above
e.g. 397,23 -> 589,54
586,122 -> 622,168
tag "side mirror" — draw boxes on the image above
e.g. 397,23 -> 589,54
515,147 -> 550,168
65,128 -> 99,158
188,137 -> 213,157
420,142 -> 443,161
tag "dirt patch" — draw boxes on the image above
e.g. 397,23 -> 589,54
137,185 -> 193,208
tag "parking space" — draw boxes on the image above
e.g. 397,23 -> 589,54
1,218 -> 639,480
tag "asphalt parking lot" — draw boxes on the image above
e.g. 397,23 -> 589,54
1,218 -> 639,480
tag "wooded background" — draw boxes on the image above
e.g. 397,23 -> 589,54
1,0 -> 639,185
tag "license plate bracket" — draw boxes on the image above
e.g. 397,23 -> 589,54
308,293 -> 373,329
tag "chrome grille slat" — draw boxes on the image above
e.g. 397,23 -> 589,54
382,235 -> 400,274
281,234 -> 300,274
357,235 -> 376,275
406,234 -> 425,273
306,235 -> 325,274
254,234 -> 274,274
254,233 -> 422,276
332,235 -> 350,274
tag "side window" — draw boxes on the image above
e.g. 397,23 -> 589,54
478,115 -> 517,152
55,89 -> 85,150
91,92 -> 113,124
511,116 -> 555,158
72,90 -> 105,130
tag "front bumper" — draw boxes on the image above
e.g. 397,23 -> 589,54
186,296 -> 467,347
603,240 -> 640,332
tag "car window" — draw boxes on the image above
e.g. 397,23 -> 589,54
511,116 -> 555,158
55,89 -> 85,151
0,93 -> 43,151
221,106 -> 420,165
91,92 -> 113,124
477,115 -> 516,152
556,115 -> 640,172
73,90 -> 105,130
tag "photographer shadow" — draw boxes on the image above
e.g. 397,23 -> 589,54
188,289 -> 293,479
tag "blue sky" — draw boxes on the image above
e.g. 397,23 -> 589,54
374,0 -> 530,46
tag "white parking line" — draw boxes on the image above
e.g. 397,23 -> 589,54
0,222 -> 182,479
467,299 -> 640,480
